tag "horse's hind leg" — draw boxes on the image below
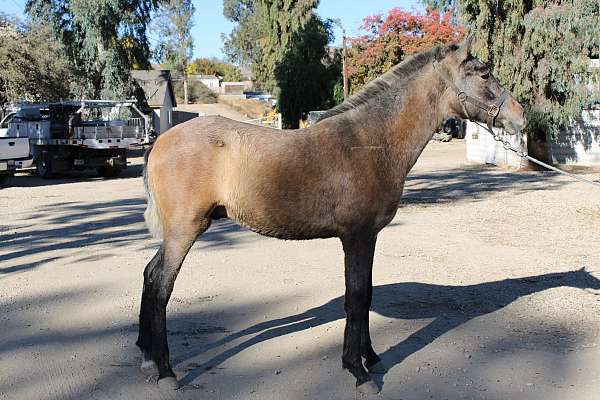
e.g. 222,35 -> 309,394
140,216 -> 210,390
137,247 -> 164,376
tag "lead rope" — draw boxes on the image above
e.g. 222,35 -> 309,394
471,120 -> 600,188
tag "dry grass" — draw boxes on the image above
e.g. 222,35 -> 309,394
218,96 -> 273,119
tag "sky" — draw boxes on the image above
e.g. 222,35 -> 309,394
0,0 -> 423,60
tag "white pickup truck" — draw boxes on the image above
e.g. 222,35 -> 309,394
0,112 -> 30,187
5,101 -> 148,179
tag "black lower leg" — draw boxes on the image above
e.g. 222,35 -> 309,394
136,247 -> 164,356
149,238 -> 197,382
341,233 -> 377,386
361,281 -> 381,368
361,312 -> 381,368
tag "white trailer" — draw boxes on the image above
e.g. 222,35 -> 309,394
6,100 -> 149,178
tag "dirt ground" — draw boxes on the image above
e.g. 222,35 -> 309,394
175,103 -> 250,121
1,138 -> 600,400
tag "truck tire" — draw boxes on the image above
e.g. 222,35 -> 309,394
0,173 -> 11,188
97,166 -> 122,178
36,152 -> 54,179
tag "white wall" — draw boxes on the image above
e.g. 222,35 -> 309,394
465,122 -> 528,168
546,109 -> 600,166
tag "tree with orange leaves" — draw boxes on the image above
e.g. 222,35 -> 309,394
347,8 -> 464,91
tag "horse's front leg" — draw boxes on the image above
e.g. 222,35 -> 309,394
361,275 -> 387,375
341,233 -> 380,394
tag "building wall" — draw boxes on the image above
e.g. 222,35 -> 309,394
546,109 -> 600,166
200,78 -> 220,93
159,93 -> 173,134
465,122 -> 528,168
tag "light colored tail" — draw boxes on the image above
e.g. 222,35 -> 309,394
143,147 -> 163,239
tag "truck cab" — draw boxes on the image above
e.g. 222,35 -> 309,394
0,112 -> 30,187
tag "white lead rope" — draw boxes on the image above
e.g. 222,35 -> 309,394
472,121 -> 600,188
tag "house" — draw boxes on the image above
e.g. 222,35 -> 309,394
221,82 -> 246,96
131,70 -> 177,134
190,75 -> 221,93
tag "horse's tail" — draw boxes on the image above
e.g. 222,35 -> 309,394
143,145 -> 163,239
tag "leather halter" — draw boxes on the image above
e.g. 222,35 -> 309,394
433,60 -> 508,132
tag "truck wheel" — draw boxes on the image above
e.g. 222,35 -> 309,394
97,166 -> 122,178
36,153 -> 54,179
0,173 -> 11,188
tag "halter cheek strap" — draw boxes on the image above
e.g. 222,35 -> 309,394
433,60 -> 508,132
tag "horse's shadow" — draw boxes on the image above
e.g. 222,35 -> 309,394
176,268 -> 600,387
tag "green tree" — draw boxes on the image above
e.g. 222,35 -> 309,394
188,58 -> 243,82
223,0 -> 264,79
152,0 -> 195,104
224,0 -> 341,127
458,0 -> 599,158
223,0 -> 319,91
276,16 -> 341,127
26,0 -> 159,99
0,13 -> 72,105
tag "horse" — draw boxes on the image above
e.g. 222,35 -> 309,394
136,34 -> 527,394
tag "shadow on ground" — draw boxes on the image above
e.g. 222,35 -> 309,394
1,270 -> 598,399
7,162 -> 143,188
176,268 -> 600,393
0,198 -> 254,276
403,166 -> 571,205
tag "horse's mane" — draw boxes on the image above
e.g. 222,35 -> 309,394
318,43 -> 458,122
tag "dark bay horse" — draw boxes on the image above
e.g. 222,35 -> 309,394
137,35 -> 527,393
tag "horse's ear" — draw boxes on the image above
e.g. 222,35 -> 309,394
457,33 -> 475,60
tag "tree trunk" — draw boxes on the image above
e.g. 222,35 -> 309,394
183,75 -> 189,105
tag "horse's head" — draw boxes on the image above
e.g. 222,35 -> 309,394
436,34 -> 526,134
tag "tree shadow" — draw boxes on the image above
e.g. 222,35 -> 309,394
0,198 -> 148,275
0,198 -> 258,276
402,165 -> 573,205
177,268 -> 600,390
1,270 -> 598,399
8,163 -> 143,188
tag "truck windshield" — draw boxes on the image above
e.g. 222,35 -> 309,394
0,113 -> 15,129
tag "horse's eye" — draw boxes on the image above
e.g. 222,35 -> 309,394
480,72 -> 490,80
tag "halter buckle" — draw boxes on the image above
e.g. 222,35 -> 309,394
457,92 -> 467,103
487,104 -> 500,117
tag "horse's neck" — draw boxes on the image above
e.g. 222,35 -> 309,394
349,70 -> 446,186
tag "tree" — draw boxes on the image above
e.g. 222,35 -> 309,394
223,0 -> 319,91
346,8 -> 464,91
26,0 -> 159,99
458,0 -> 599,157
224,0 -> 341,127
0,13 -> 72,106
152,0 -> 195,104
276,16 -> 342,127
188,58 -> 243,82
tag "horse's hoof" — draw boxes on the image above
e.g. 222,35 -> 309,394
367,361 -> 387,374
140,360 -> 159,376
356,380 -> 380,394
158,376 -> 179,390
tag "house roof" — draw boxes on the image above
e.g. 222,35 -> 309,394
130,70 -> 177,108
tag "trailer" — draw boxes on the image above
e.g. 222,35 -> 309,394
6,100 -> 149,178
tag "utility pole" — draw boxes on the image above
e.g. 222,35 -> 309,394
342,28 -> 349,99
333,19 -> 349,100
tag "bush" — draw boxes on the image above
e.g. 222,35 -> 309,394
173,79 -> 217,104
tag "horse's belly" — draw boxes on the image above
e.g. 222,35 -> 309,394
225,202 -> 338,240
